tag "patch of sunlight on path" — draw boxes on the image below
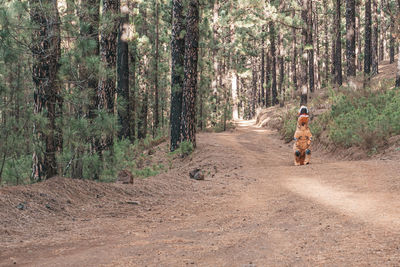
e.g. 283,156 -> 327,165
285,177 -> 400,230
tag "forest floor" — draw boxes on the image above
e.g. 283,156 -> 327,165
2,119 -> 400,266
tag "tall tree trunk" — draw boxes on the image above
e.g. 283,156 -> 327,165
314,5 -> 321,91
301,0 -> 309,105
130,45 -> 137,141
308,0 -> 315,92
117,2 -> 130,140
265,48 -> 271,107
396,45 -> 400,87
292,10 -> 298,93
278,31 -> 285,106
390,20 -> 395,64
137,5 -> 149,140
261,25 -> 265,106
170,0 -> 185,151
211,0 -> 220,119
99,0 -> 119,150
371,0 -> 379,75
181,0 -> 200,147
356,3 -> 362,72
379,0 -> 385,61
323,0 -> 330,83
346,0 -> 356,77
364,0 -> 372,77
335,0 -> 343,85
270,21 -> 278,105
153,0 -> 160,137
251,56 -> 257,116
30,0 -> 61,180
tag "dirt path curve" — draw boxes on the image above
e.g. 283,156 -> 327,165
2,121 -> 400,266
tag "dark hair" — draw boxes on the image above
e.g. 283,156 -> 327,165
299,107 -> 308,115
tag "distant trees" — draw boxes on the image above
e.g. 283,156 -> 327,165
2,0 -> 400,184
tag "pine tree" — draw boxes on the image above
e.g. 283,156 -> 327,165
117,2 -> 131,140
334,0 -> 343,85
170,0 -> 185,151
30,0 -> 62,180
346,0 -> 356,77
181,0 -> 200,147
98,0 -> 119,151
364,0 -> 372,83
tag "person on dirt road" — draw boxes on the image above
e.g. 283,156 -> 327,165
293,106 -> 312,166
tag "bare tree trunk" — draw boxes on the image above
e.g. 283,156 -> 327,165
261,25 -> 265,106
98,0 -> 119,150
117,2 -> 130,139
170,0 -> 185,151
211,0 -> 220,118
292,10 -> 298,93
364,0 -> 372,77
138,6 -> 149,140
334,0 -> 343,85
346,0 -> 356,77
371,0 -> 379,75
379,0 -> 385,61
301,0 -> 309,105
270,21 -> 278,105
251,56 -> 257,116
396,45 -> 400,87
265,48 -> 271,107
356,3 -> 362,72
390,18 -> 395,64
153,0 -> 160,136
308,0 -> 315,92
30,0 -> 61,180
181,0 -> 200,147
323,0 -> 330,83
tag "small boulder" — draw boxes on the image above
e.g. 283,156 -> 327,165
116,169 -> 134,184
189,169 -> 204,180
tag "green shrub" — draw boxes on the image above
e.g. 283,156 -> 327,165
327,87 -> 400,150
170,140 -> 194,158
278,107 -> 298,143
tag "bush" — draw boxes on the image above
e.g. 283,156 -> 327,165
170,140 -> 194,158
278,107 -> 298,143
327,87 -> 400,150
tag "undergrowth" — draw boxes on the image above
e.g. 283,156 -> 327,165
278,84 -> 400,154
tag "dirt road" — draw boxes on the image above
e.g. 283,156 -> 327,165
2,121 -> 400,266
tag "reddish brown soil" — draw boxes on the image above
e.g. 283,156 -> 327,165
1,121 -> 400,266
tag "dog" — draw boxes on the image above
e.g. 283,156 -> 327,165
293,106 -> 312,166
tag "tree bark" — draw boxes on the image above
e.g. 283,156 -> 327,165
396,45 -> 400,87
265,47 -> 271,107
356,3 -> 362,72
364,0 -> 372,77
335,0 -> 343,85
390,20 -> 395,64
323,0 -> 330,83
117,2 -> 130,140
270,21 -> 278,105
153,0 -> 160,136
292,10 -> 298,93
30,0 -> 61,180
137,5 -> 149,140
181,0 -> 200,147
301,0 -> 309,105
99,0 -> 119,149
371,0 -> 379,75
346,0 -> 356,77
170,0 -> 185,151
261,25 -> 265,106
